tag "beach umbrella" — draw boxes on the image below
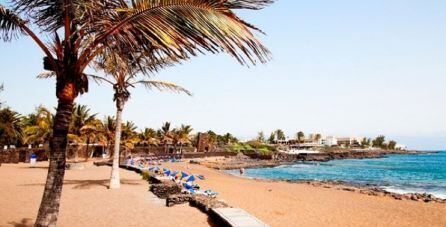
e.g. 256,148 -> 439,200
186,175 -> 196,182
180,172 -> 189,180
186,174 -> 205,182
164,169 -> 171,176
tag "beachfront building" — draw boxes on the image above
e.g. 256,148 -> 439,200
395,144 -> 407,150
335,136 -> 364,148
321,136 -> 338,147
275,133 -> 369,149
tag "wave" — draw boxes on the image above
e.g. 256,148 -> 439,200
380,186 -> 446,199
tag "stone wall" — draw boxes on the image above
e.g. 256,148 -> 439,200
149,181 -> 182,199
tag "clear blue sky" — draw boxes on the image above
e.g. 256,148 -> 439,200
1,1 -> 446,150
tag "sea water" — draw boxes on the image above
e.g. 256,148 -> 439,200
227,151 -> 446,199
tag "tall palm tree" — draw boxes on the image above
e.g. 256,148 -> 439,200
23,106 -> 54,146
0,108 -> 23,147
89,52 -> 191,189
0,1 -> 273,225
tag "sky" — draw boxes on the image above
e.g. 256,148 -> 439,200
1,1 -> 446,150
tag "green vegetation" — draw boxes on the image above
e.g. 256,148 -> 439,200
227,140 -> 277,155
372,135 -> 386,148
257,131 -> 265,143
0,108 -> 23,146
275,129 -> 286,141
361,137 -> 372,149
296,131 -> 305,142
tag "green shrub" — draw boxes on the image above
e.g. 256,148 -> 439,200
141,171 -> 152,182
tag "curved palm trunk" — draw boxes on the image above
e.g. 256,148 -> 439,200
109,98 -> 124,189
35,100 -> 74,227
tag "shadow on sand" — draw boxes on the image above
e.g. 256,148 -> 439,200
19,166 -> 49,169
19,179 -> 142,189
8,218 -> 33,227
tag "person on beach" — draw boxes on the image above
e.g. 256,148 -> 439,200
240,168 -> 245,175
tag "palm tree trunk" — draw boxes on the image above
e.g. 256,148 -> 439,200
74,145 -> 79,163
109,99 -> 124,189
35,99 -> 74,227
84,137 -> 90,161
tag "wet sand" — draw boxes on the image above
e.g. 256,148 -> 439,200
0,162 -> 208,227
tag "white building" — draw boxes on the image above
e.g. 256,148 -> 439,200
322,137 -> 338,146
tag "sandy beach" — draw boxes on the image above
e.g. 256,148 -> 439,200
0,162 -> 208,227
1,160 -> 446,227
162,161 -> 446,227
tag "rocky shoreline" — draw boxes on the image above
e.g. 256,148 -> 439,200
297,180 -> 446,204
197,150 -> 433,170
194,150 -> 446,204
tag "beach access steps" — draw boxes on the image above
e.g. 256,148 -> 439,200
211,208 -> 269,227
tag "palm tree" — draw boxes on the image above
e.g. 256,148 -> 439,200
1,1 -> 273,225
160,122 -> 174,153
275,129 -> 286,141
120,121 -> 140,153
101,116 -> 116,156
79,119 -> 107,161
69,104 -> 97,162
315,133 -> 322,143
268,132 -> 276,144
23,106 -> 54,146
257,131 -> 265,143
176,124 -> 193,154
89,52 -> 191,189
139,128 -> 160,147
296,131 -> 305,143
0,108 -> 23,147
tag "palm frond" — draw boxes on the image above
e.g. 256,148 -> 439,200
79,0 -> 274,71
37,71 -> 56,79
86,74 -> 114,85
0,5 -> 26,41
224,0 -> 274,10
12,0 -> 71,33
133,80 -> 192,96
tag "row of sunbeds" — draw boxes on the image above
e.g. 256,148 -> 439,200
125,158 -> 218,198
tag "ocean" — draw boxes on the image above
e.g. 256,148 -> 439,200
227,151 -> 446,199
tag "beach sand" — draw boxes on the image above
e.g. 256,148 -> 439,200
0,162 -> 209,227
162,161 -> 446,227
1,161 -> 446,227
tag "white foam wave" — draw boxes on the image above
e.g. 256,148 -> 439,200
381,186 -> 446,199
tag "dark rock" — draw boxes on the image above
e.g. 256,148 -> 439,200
150,181 -> 181,199
190,195 -> 230,212
166,194 -> 194,207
